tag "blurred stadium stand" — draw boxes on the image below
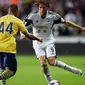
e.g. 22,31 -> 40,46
0,0 -> 85,55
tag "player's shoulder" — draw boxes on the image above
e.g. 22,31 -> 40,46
30,10 -> 38,15
0,15 -> 11,22
26,11 -> 38,19
11,16 -> 23,24
48,11 -> 61,18
0,15 -> 23,25
16,18 -> 23,24
0,15 -> 7,20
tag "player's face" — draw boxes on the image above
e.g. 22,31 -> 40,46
39,4 -> 48,18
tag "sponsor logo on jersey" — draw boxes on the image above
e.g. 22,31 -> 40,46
35,25 -> 48,29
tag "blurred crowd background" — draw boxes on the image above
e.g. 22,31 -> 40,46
0,0 -> 85,36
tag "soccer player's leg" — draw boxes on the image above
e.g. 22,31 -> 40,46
39,56 -> 52,83
53,59 -> 82,75
33,47 -> 52,84
48,58 -> 82,75
46,44 -> 82,76
0,53 -> 17,80
0,52 -> 6,85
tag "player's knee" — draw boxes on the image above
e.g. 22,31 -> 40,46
40,58 -> 47,69
49,61 -> 55,66
48,58 -> 55,66
40,59 -> 47,65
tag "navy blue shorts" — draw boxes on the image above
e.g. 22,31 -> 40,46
0,52 -> 17,71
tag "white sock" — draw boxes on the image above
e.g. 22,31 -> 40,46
41,64 -> 52,83
54,60 -> 73,72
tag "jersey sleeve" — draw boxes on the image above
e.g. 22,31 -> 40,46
17,20 -> 27,32
53,13 -> 65,24
23,13 -> 33,27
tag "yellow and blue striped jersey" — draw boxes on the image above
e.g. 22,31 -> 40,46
0,14 -> 27,53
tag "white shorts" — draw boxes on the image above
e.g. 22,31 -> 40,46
33,43 -> 56,58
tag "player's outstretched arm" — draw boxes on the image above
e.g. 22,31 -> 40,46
80,27 -> 85,31
64,21 -> 84,30
22,31 -> 42,42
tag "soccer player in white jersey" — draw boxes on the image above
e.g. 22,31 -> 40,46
21,0 -> 85,84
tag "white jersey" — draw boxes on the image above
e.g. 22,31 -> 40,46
24,11 -> 65,48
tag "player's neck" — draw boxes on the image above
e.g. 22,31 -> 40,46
41,15 -> 46,18
40,13 -> 47,18
8,12 -> 14,16
8,12 -> 17,17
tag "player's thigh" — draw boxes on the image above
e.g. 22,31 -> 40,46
46,44 -> 57,65
46,44 -> 56,58
33,47 -> 47,64
4,53 -> 17,71
33,47 -> 46,58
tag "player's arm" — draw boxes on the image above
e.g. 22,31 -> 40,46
54,17 -> 84,30
24,19 -> 32,30
64,20 -> 83,30
64,20 -> 85,31
23,12 -> 34,31
18,19 -> 42,42
20,14 -> 33,39
20,19 -> 32,40
22,31 -> 42,42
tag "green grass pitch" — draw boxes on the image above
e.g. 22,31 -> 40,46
7,55 -> 85,85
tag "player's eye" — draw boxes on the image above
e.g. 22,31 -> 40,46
40,7 -> 45,9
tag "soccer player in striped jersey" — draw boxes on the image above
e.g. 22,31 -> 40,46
21,0 -> 84,85
0,4 -> 42,85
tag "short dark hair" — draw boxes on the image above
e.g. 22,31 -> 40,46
35,0 -> 49,7
8,4 -> 18,12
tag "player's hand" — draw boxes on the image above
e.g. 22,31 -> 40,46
38,37 -> 43,43
81,27 -> 85,31
20,34 -> 25,40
